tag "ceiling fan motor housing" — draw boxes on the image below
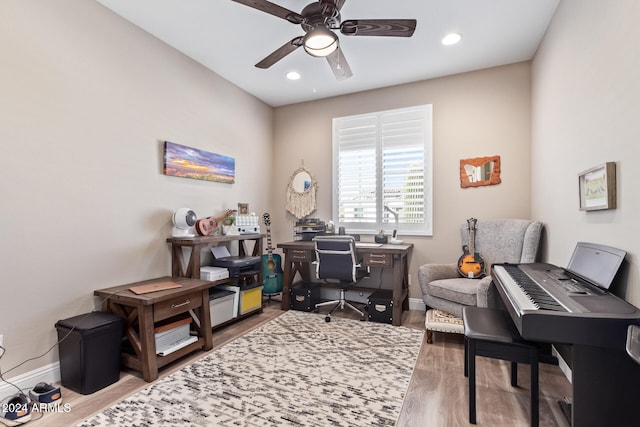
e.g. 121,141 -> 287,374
301,3 -> 340,32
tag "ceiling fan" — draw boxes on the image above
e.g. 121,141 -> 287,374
231,0 -> 417,80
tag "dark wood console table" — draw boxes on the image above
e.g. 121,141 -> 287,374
277,240 -> 413,326
95,276 -> 218,382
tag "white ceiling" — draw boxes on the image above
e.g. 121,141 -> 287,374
96,0 -> 560,107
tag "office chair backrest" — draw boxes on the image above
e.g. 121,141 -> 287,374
313,236 -> 360,283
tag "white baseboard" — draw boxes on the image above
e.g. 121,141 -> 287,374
409,297 -> 426,312
552,346 -> 572,383
0,362 -> 60,398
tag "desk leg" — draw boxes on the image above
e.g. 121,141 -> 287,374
391,254 -> 402,326
391,253 -> 409,326
281,255 -> 312,310
402,254 -> 410,311
281,254 -> 293,310
138,305 -> 158,382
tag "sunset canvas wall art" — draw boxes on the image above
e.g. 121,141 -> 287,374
163,141 -> 235,184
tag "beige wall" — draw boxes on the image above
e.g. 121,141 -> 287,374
532,0 -> 640,305
272,62 -> 533,299
0,1 -> 272,375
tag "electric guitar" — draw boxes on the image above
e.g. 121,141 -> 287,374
195,209 -> 233,236
457,218 -> 486,279
261,213 -> 283,295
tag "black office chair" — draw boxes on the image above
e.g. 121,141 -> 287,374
312,236 -> 367,322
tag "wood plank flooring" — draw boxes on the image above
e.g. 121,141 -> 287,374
26,303 -> 572,426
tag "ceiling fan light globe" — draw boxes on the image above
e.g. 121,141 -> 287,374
303,27 -> 338,57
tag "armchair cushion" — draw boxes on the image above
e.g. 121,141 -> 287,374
426,276 -> 493,307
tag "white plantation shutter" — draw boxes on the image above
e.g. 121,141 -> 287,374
333,105 -> 433,236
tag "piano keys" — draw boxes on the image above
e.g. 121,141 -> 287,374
492,262 -> 640,349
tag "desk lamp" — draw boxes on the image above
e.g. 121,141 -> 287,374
384,205 -> 403,245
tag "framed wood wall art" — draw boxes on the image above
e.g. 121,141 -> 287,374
460,155 -> 501,188
578,162 -> 616,211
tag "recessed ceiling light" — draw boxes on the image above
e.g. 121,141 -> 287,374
442,32 -> 462,46
286,71 -> 301,80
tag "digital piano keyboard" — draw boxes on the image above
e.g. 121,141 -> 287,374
492,262 -> 640,349
491,262 -> 640,426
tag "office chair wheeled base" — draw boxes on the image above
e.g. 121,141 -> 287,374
314,288 -> 366,322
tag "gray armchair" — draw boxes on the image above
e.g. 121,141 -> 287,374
418,219 -> 543,340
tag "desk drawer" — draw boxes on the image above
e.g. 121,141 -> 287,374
154,292 -> 202,322
364,253 -> 393,267
289,249 -> 312,262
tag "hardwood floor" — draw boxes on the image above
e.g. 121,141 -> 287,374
26,303 -> 572,426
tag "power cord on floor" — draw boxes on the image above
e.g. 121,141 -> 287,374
0,289 -> 126,395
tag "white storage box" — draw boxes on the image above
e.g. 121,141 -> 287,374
200,266 -> 229,281
209,288 -> 236,327
154,317 -> 191,355
221,285 -> 240,318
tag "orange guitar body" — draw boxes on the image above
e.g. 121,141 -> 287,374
457,218 -> 486,279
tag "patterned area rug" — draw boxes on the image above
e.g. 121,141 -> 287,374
78,310 -> 424,426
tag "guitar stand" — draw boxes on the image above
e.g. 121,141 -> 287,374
262,293 -> 281,304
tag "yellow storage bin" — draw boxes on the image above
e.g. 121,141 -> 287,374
239,284 -> 263,315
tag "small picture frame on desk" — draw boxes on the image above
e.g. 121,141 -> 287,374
578,162 -> 616,211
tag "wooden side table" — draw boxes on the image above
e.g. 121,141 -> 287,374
94,276 -> 216,382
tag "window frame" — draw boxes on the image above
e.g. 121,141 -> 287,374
332,104 -> 433,237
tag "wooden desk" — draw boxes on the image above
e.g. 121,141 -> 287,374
277,240 -> 413,326
94,276 -> 216,382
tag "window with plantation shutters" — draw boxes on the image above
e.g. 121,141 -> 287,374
332,104 -> 433,236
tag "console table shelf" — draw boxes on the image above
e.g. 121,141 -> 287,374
167,233 -> 265,334
167,233 -> 265,279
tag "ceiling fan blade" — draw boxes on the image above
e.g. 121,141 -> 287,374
340,19 -> 417,37
326,48 -> 353,81
255,36 -> 304,69
320,0 -> 348,13
231,0 -> 304,24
